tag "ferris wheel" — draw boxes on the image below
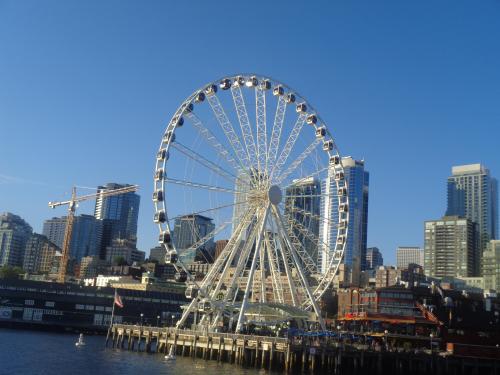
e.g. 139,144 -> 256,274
153,74 -> 348,333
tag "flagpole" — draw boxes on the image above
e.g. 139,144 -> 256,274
106,289 -> 117,346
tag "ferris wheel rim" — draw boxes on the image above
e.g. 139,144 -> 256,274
153,73 -> 349,329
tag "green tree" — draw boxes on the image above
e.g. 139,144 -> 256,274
0,266 -> 25,279
113,256 -> 128,266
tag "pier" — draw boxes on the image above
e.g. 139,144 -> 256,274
107,324 -> 500,374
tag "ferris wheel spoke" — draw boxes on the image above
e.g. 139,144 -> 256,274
272,205 -> 326,330
168,201 -> 247,224
165,177 -> 240,194
219,216 -> 262,309
235,205 -> 270,333
207,93 -> 251,170
230,84 -> 258,169
171,142 -> 250,189
267,95 -> 287,173
276,138 -> 323,184
264,232 -> 284,304
282,166 -> 330,189
285,204 -> 343,230
270,112 -> 308,180
281,213 -> 318,274
184,111 -> 247,176
199,208 -> 256,296
179,219 -> 233,260
285,212 -> 332,264
255,85 -> 268,175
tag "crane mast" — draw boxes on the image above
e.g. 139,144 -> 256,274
48,184 -> 139,283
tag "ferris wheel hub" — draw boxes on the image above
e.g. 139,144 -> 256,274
268,185 -> 282,205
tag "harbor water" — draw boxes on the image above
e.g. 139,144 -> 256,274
0,328 -> 273,375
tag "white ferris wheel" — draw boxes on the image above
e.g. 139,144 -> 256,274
153,74 -> 348,333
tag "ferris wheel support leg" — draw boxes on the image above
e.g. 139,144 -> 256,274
272,205 -> 327,331
235,205 -> 270,333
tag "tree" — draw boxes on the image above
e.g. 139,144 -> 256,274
113,256 -> 128,266
0,266 -> 25,279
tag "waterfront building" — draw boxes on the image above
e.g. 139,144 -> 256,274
173,214 -> 215,264
284,177 -> 321,263
105,238 -> 145,265
149,245 -> 166,263
43,214 -> 103,262
0,278 -> 186,330
94,183 -> 140,258
482,240 -> 500,291
424,216 -> 479,278
23,234 -> 60,274
396,246 -> 424,269
0,212 -> 33,267
365,247 -> 384,270
446,164 -> 498,271
319,157 -> 369,274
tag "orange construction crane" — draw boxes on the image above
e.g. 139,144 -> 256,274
48,184 -> 139,283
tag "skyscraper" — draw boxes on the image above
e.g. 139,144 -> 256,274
0,213 -> 32,267
23,233 -> 60,274
446,164 -> 498,266
396,246 -> 424,269
424,215 -> 479,278
284,177 -> 321,263
173,214 -> 215,264
94,183 -> 140,258
482,240 -> 500,291
365,247 -> 384,270
319,157 -> 369,274
42,215 -> 102,262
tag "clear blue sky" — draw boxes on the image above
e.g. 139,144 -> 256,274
1,0 -> 499,264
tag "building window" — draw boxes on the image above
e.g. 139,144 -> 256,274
24,299 -> 34,306
45,301 -> 55,308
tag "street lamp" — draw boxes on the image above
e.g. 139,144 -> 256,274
140,313 -> 144,328
429,333 -> 434,352
384,330 -> 389,351
157,315 -> 160,327
171,314 -> 176,327
337,325 -> 341,345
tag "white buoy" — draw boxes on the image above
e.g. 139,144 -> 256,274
75,333 -> 86,347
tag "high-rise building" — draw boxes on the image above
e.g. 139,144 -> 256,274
284,177 -> 321,263
482,240 -> 500,291
0,213 -> 33,267
149,245 -> 166,263
396,246 -> 424,269
79,255 -> 108,278
424,215 -> 479,278
365,247 -> 384,270
319,157 -> 369,274
173,214 -> 215,264
105,238 -> 145,265
446,164 -> 498,267
42,215 -> 102,262
23,233 -> 60,274
94,183 -> 140,258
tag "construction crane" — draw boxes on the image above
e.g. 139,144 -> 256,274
48,184 -> 139,283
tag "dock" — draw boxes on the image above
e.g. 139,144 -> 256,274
107,324 -> 500,374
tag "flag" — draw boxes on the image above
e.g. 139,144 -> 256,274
114,290 -> 124,308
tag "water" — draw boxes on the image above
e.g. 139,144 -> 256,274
0,328 -> 272,375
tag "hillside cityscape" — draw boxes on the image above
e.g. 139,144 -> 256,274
1,162 -> 498,293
